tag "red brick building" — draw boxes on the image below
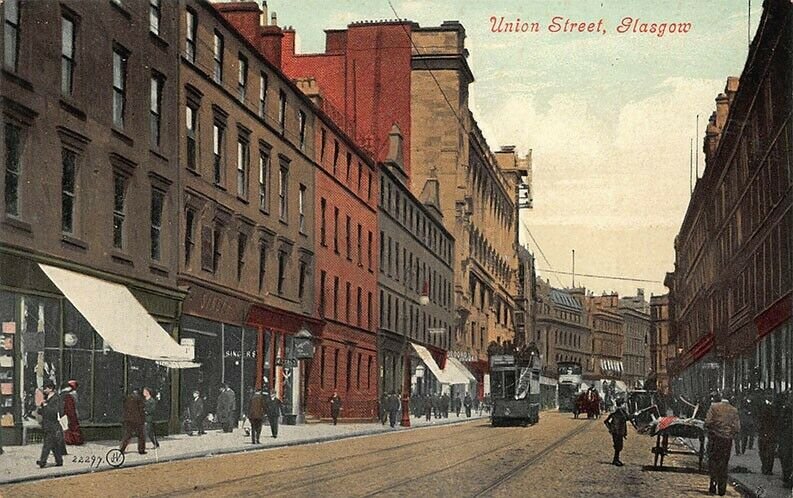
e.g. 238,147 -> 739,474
215,2 -> 380,420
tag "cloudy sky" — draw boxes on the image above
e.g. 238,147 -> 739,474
270,0 -> 761,297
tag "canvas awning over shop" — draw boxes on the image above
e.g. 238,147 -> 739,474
39,264 -> 197,368
411,343 -> 450,383
441,357 -> 473,385
447,357 -> 477,383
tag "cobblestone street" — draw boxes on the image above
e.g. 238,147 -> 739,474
0,411 -> 743,497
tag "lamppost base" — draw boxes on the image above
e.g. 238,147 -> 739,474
400,395 -> 411,427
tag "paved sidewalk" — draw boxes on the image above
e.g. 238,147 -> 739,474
681,437 -> 792,498
0,413 -> 488,484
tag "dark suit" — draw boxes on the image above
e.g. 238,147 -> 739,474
463,395 -> 472,418
266,396 -> 282,438
120,394 -> 146,454
144,397 -> 159,448
387,395 -> 400,428
185,396 -> 206,435
248,393 -> 266,444
37,393 -> 64,466
330,396 -> 342,425
217,388 -> 236,433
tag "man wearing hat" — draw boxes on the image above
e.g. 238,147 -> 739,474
704,391 -> 741,496
603,398 -> 632,466
36,380 -> 64,468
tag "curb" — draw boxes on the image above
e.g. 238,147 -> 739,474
0,416 -> 487,486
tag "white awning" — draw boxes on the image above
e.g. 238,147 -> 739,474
411,343 -> 450,383
447,357 -> 476,383
441,357 -> 472,385
40,264 -> 195,366
156,360 -> 201,369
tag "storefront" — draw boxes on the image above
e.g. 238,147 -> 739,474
378,331 -> 404,398
0,256 -> 188,445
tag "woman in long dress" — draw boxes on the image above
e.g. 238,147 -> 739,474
61,380 -> 84,445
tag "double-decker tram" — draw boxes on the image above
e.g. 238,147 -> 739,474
488,344 -> 541,426
557,361 -> 583,412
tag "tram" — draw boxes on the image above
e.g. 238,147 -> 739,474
488,344 -> 541,426
557,361 -> 583,412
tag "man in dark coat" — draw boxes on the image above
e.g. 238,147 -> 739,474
756,390 -> 776,475
441,393 -> 450,418
705,394 -> 741,496
603,398 -> 632,466
142,387 -> 159,449
463,393 -> 473,418
387,393 -> 400,428
36,380 -> 64,468
329,391 -> 342,425
217,385 -> 236,433
119,389 -> 146,455
424,394 -> 432,421
432,394 -> 441,419
776,391 -> 793,488
380,394 -> 388,425
734,393 -> 753,455
185,390 -> 206,436
454,394 -> 462,417
247,389 -> 266,444
266,392 -> 283,438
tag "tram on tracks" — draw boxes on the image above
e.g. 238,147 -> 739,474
488,343 -> 541,426
557,361 -> 583,412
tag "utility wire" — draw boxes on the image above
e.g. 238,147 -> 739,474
519,220 -> 565,288
536,269 -> 663,284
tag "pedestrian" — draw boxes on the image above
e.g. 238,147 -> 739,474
704,392 -> 741,496
735,393 -> 753,456
329,391 -> 342,425
266,392 -> 283,438
60,380 -> 83,446
424,394 -> 432,421
380,394 -> 388,425
247,389 -> 266,444
119,389 -> 146,455
387,393 -> 400,428
776,390 -> 792,488
185,390 -> 206,436
142,387 -> 159,449
432,393 -> 441,419
463,393 -> 472,418
603,398 -> 632,467
36,380 -> 64,468
454,394 -> 462,417
756,390 -> 776,475
217,384 -> 236,433
441,392 -> 450,418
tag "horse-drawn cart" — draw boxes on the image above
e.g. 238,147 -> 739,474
646,416 -> 706,471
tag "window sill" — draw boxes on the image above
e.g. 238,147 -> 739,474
61,234 -> 88,251
150,149 -> 169,163
186,167 -> 201,177
59,99 -> 87,121
213,183 -> 227,192
278,219 -> 288,227
259,208 -> 270,216
149,262 -> 169,277
1,68 -> 33,91
2,216 -> 32,234
299,230 -> 307,237
111,128 -> 134,147
109,1 -> 132,20
110,250 -> 134,266
149,31 -> 169,50
236,195 -> 250,205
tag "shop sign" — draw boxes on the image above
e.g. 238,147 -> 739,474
224,349 -> 257,359
294,338 -> 314,359
490,354 -> 515,367
275,357 -> 298,368
448,350 -> 475,362
428,327 -> 446,335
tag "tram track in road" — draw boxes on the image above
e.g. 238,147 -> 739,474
151,420 -> 496,498
358,419 -> 593,498
471,419 -> 593,497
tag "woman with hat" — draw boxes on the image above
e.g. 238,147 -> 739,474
61,380 -> 84,445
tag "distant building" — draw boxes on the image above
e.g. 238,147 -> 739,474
535,280 -> 590,379
585,294 -> 625,381
617,290 -> 651,389
650,294 -> 673,392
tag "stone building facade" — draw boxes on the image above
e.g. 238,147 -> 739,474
586,294 -> 625,381
650,294 -> 673,392
0,0 -> 185,442
535,281 -> 590,378
666,0 -> 792,399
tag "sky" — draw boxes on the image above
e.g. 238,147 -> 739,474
268,0 -> 762,298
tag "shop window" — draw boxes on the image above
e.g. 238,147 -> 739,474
4,121 -> 23,217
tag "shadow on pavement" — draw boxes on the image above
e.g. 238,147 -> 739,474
640,465 -> 707,475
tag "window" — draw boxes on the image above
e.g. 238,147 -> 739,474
258,243 -> 267,291
212,123 -> 224,184
112,46 -> 128,129
61,16 -> 75,96
278,164 -> 288,221
4,0 -> 20,71
4,122 -> 22,217
185,209 -> 195,265
149,0 -> 160,35
367,292 -> 372,329
333,348 -> 339,388
298,261 -> 307,299
367,356 -> 372,390
278,90 -> 286,131
319,270 -> 327,316
345,215 -> 351,259
356,287 -> 362,326
356,224 -> 362,266
345,282 -> 351,322
61,148 -> 77,233
212,227 -> 222,273
258,72 -> 267,118
150,189 -> 164,260
237,53 -> 248,101
320,128 -> 326,162
357,162 -> 362,192
356,353 -> 362,389
346,350 -> 352,391
236,136 -> 249,198
367,231 -> 373,271
213,31 -> 223,83
258,149 -> 269,211
185,9 -> 196,62
150,73 -> 164,148
333,207 -> 339,253
233,233 -> 246,281
320,198 -> 327,246
332,141 -> 339,174
298,184 -> 306,233
298,110 -> 306,150
333,276 -> 339,319
345,152 -> 352,182
367,171 -> 372,201
112,174 -> 127,249
186,104 -> 198,171
277,251 -> 287,295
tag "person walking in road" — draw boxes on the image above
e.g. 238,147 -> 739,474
387,393 -> 400,428
603,398 -> 632,467
120,389 -> 147,455
217,384 -> 236,433
142,387 -> 159,449
330,391 -> 342,425
704,392 -> 741,496
756,390 -> 776,475
247,389 -> 266,444
266,392 -> 283,438
463,393 -> 472,418
36,380 -> 64,468
61,380 -> 83,446
185,390 -> 206,436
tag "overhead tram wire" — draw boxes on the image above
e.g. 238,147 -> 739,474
535,269 -> 663,284
519,220 -> 565,288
